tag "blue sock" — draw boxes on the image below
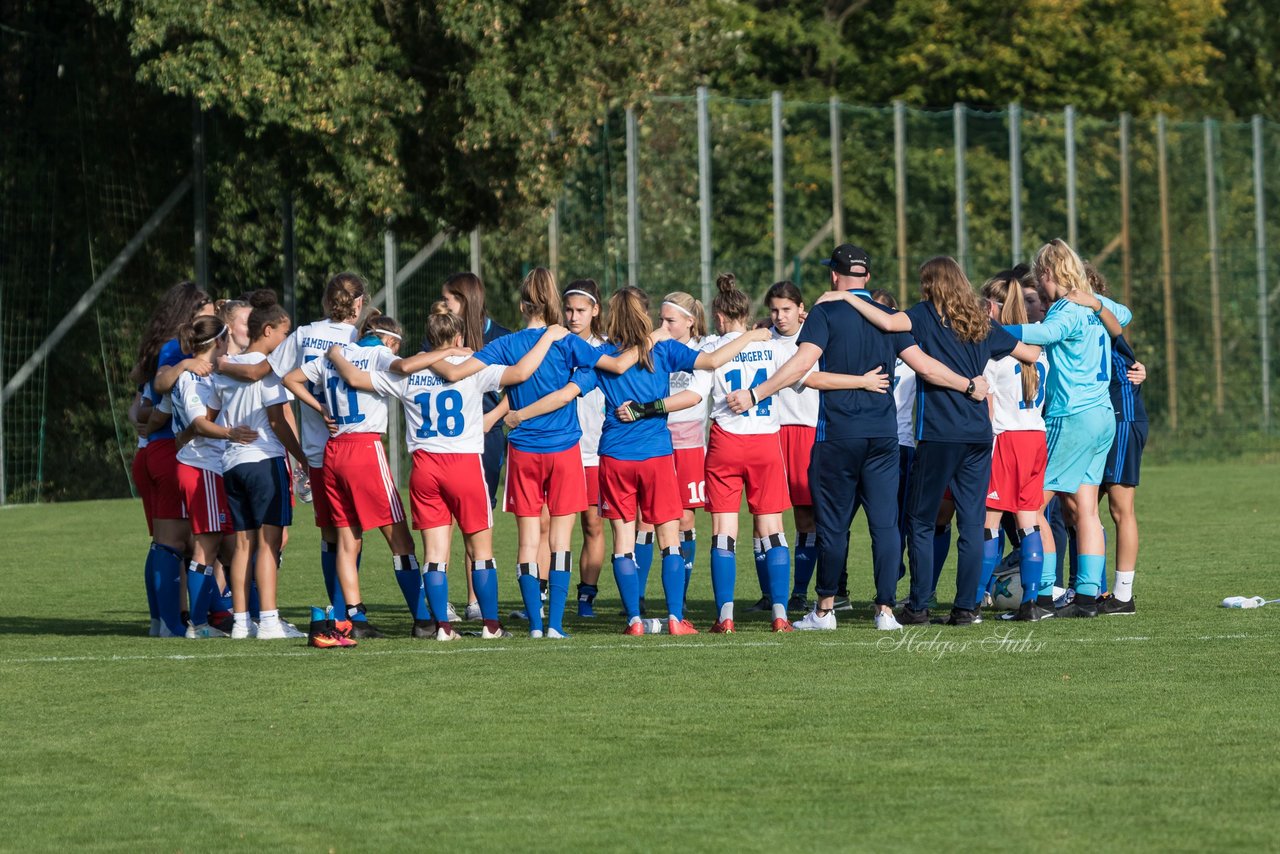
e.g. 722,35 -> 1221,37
611,553 -> 641,621
792,532 -> 817,599
1019,530 -> 1044,603
213,581 -> 233,613
321,542 -> 347,616
185,561 -> 215,627
547,553 -> 571,634
1076,554 -> 1105,598
516,564 -> 544,632
1067,527 -> 1080,589
143,548 -> 160,622
248,580 -> 261,621
393,555 -> 430,620
753,538 -> 768,598
1042,552 -> 1057,599
422,563 -> 449,625
634,533 -> 654,603
711,535 -> 737,617
1100,531 -> 1109,594
471,562 -> 499,622
765,542 -> 790,608
978,529 -> 1001,603
679,532 -> 697,597
931,524 -> 952,597
660,548 -> 685,621
149,543 -> 185,635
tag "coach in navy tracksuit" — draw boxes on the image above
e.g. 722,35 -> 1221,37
731,245 -> 988,629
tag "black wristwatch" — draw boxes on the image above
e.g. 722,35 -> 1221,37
965,379 -> 976,397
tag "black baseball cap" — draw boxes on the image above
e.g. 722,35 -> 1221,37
822,244 -> 871,276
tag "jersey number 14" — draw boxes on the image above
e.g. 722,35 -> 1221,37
726,367 -> 771,416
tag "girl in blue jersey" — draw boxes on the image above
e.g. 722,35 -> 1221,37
1002,240 -> 1132,618
422,268 -> 636,638
130,281 -> 214,636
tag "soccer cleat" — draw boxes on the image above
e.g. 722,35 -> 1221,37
771,617 -> 795,633
278,619 -> 306,639
577,597 -> 596,618
787,594 -> 811,613
791,610 -> 836,631
348,621 -> 386,639
874,611 -> 903,631
897,606 -> 930,626
1054,588 -> 1076,609
1000,600 -> 1056,622
464,601 -> 482,622
436,624 -> 461,641
412,619 -> 437,639
1057,597 -> 1099,618
255,621 -> 290,640
529,629 -> 544,639
709,618 -> 736,634
481,623 -> 512,639
668,618 -> 699,636
230,621 -> 256,640
944,608 -> 983,626
745,596 -> 770,613
157,622 -> 184,638
545,627 -> 570,639
149,618 -> 162,638
622,620 -> 645,636
1096,594 -> 1136,616
445,602 -> 461,623
308,631 -> 347,649
832,595 -> 854,612
185,623 -> 230,639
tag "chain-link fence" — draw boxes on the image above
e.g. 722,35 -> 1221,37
5,79 -> 1280,503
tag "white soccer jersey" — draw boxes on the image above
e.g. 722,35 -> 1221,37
706,331 -> 801,435
301,343 -> 395,438
171,371 -> 225,473
984,353 -> 1050,435
370,356 -> 506,455
213,352 -> 290,470
771,329 -> 820,427
576,335 -> 607,466
268,318 -> 357,466
893,358 -> 917,448
666,336 -> 713,450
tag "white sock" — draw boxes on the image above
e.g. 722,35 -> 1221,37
259,609 -> 280,626
233,611 -> 249,628
772,603 -> 787,620
719,602 -> 734,621
1114,571 -> 1135,602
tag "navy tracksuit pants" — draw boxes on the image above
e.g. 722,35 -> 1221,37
808,437 -> 900,606
905,440 -> 993,612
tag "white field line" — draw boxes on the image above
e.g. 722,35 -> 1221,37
0,633 -> 1256,667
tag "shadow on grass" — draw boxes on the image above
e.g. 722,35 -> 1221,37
0,615 -> 151,637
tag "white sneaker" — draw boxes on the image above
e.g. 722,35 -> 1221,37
464,601 -> 482,621
482,624 -> 511,639
529,629 -> 544,639
185,623 -> 230,639
149,618 -> 162,637
445,602 -> 461,623
230,621 -> 257,640
256,620 -> 289,640
792,609 -> 837,631
545,627 -> 569,639
874,611 -> 903,631
436,624 -> 461,641
278,619 -> 306,639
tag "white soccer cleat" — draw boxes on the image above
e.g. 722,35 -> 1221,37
149,618 -> 162,637
445,602 -> 461,623
545,627 -> 569,639
481,624 -> 511,639
255,620 -> 289,640
278,619 -> 307,639
792,609 -> 837,631
230,621 -> 257,640
185,623 -> 230,639
529,629 -> 544,639
874,611 -> 903,631
464,601 -> 482,621
436,625 -> 461,641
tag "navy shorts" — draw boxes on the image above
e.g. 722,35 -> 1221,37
1102,421 -> 1148,487
224,457 -> 293,530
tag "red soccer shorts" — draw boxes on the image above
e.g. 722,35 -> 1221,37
322,433 -> 406,530
309,464 -> 334,528
503,444 -> 587,517
177,462 -> 231,535
584,465 -> 601,508
779,424 -> 816,507
704,424 -> 791,516
598,454 -> 683,525
411,451 -> 493,534
672,446 -> 706,510
142,438 -> 185,522
987,430 -> 1048,512
133,444 -> 154,534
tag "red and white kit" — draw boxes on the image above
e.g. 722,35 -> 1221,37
983,353 -> 1050,512
170,371 -> 231,535
666,336 -> 713,509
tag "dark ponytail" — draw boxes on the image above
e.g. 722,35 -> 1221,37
247,290 -> 289,342
178,316 -> 226,356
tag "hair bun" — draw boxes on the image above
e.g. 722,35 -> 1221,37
247,289 -> 278,309
715,272 -> 737,294
431,301 -> 453,317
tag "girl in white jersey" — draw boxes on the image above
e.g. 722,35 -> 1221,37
328,303 -> 565,640
979,274 -> 1053,622
212,292 -> 309,640
169,316 -> 257,638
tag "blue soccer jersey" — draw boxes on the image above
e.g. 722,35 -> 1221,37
474,328 -> 602,453
595,339 -> 700,462
148,337 -> 189,441
905,301 -> 1018,443
1006,295 -> 1131,419
1109,334 -> 1147,423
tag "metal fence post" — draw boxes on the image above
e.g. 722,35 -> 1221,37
192,102 -> 209,290
1157,114 -> 1178,431
1204,118 -> 1224,414
548,200 -> 560,281
1254,115 -> 1271,431
470,228 -> 482,278
282,184 -> 296,320
830,97 -> 844,245
772,91 -> 785,282
894,100 -> 908,304
954,103 -> 967,274
1120,112 -> 1132,304
697,86 -> 712,307
383,230 -> 402,483
626,106 -> 639,289
1009,103 -> 1022,264
1065,105 -> 1077,248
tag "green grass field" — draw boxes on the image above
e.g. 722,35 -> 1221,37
3,461 -> 1278,851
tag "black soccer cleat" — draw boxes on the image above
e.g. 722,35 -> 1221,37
1057,596 -> 1099,618
745,596 -> 770,613
349,621 -> 387,639
944,607 -> 983,626
897,605 -> 930,625
411,619 -> 437,638
1000,599 -> 1055,622
1095,594 -> 1136,616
